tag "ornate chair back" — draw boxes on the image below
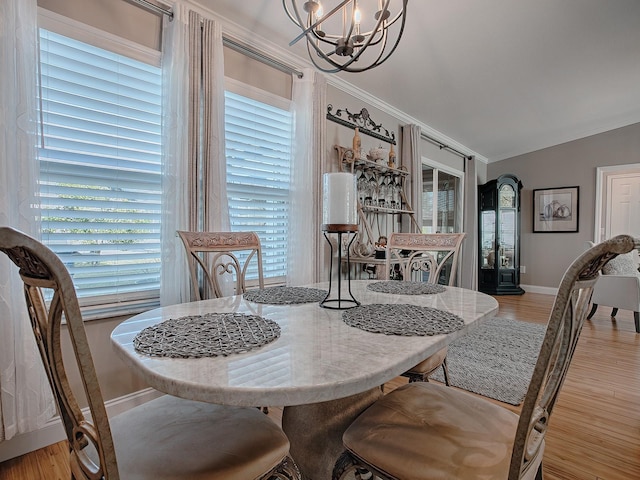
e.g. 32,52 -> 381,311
510,234 -> 639,477
177,231 -> 264,300
385,232 -> 466,286
0,226 -> 119,478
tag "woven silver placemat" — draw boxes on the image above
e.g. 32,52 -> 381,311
367,281 -> 446,295
243,286 -> 328,305
342,304 -> 464,336
133,313 -> 280,358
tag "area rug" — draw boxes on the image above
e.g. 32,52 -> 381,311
430,317 -> 546,405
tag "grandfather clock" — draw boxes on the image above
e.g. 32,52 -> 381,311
478,174 -> 524,295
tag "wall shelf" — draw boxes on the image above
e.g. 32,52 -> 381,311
327,105 -> 396,145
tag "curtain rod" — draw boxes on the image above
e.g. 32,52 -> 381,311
127,2 -> 302,79
128,0 -> 173,20
223,37 -> 304,79
421,132 -> 472,160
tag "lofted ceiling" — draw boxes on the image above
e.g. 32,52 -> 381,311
197,0 -> 640,162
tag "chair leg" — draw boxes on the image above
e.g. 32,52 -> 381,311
587,303 -> 598,320
634,312 -> 639,333
611,307 -> 619,318
441,357 -> 451,386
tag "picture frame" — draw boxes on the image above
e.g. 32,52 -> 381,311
533,186 -> 579,233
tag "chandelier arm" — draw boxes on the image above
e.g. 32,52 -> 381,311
306,42 -> 345,73
281,0 -> 300,25
356,3 -> 405,37
342,29 -> 388,71
286,0 -> 339,49
355,28 -> 385,48
305,36 -> 371,73
288,0 -> 352,46
344,10 -> 406,72
324,1 -> 406,42
318,29 -> 390,73
308,27 -> 341,47
341,0 -> 390,54
304,28 -> 348,58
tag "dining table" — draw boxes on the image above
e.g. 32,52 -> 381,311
110,280 -> 498,479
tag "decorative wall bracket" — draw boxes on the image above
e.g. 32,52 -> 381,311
326,105 -> 396,145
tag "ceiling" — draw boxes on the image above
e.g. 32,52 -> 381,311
198,0 -> 640,162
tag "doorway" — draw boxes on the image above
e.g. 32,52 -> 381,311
595,164 -> 640,241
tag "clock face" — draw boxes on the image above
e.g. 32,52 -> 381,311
499,184 -> 515,208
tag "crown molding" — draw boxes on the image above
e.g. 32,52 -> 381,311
325,75 -> 488,164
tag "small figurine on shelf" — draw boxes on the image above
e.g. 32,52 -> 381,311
388,143 -> 396,168
374,235 -> 387,259
352,127 -> 361,158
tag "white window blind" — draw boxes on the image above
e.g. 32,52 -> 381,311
224,90 -> 292,281
38,29 -> 162,302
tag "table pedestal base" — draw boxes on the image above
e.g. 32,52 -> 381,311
282,387 -> 383,480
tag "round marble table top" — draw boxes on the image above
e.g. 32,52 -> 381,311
110,281 -> 498,407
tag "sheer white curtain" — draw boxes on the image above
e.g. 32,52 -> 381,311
288,68 -> 327,285
160,4 -> 190,306
0,0 -> 56,441
160,6 -> 228,305
401,124 -> 422,232
460,156 -> 478,290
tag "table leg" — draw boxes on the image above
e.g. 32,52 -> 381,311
281,387 -> 383,480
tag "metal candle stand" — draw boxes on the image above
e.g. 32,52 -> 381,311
321,172 -> 360,309
320,224 -> 360,310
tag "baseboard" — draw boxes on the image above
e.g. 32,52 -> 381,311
520,284 -> 558,296
0,388 -> 163,463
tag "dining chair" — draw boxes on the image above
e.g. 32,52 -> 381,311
178,230 -> 271,414
333,235 -> 639,480
385,232 -> 467,385
178,230 -> 264,300
0,226 -> 300,480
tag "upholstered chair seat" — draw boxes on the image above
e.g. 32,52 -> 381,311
342,382 -> 541,480
104,395 -> 291,480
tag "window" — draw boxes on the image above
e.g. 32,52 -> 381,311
224,84 -> 293,283
421,163 -> 462,233
38,29 -> 163,307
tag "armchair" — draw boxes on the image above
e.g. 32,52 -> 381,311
586,241 -> 640,333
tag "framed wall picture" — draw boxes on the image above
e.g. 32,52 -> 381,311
533,186 -> 579,233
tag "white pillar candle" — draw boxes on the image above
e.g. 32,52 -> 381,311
322,173 -> 358,227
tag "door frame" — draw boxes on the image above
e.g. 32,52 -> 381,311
421,157 -> 465,234
594,163 -> 640,242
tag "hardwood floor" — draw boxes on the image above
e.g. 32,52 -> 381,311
1,292 -> 639,479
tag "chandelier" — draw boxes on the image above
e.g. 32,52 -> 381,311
283,0 -> 408,73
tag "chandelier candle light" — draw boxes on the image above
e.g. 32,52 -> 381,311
320,172 -> 360,309
283,0 -> 408,73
